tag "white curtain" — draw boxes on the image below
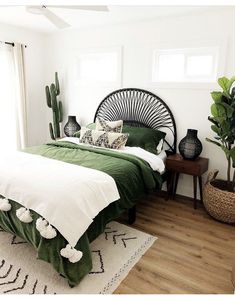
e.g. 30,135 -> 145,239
0,43 -> 16,153
0,42 -> 27,152
13,43 -> 28,149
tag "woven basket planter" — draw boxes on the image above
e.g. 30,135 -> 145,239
203,170 -> 235,224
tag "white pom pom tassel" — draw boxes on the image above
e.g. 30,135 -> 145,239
60,244 -> 83,263
36,217 -> 57,239
0,198 -> 11,212
16,207 -> 33,223
36,217 -> 48,232
40,224 -> 57,239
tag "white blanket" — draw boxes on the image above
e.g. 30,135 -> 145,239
0,151 -> 120,247
112,147 -> 165,174
60,137 -> 166,174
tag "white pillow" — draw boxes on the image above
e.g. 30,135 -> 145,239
156,139 -> 164,154
96,117 -> 123,133
80,127 -> 128,150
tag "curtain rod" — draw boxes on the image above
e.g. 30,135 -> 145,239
0,41 -> 27,48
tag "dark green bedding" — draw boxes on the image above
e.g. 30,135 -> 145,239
0,141 -> 162,287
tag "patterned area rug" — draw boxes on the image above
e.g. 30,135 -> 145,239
0,222 -> 157,294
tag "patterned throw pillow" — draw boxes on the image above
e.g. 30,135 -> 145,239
95,117 -> 123,133
80,127 -> 128,150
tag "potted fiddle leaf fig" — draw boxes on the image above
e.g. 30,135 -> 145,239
204,76 -> 235,223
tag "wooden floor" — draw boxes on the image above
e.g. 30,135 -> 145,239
115,194 -> 235,294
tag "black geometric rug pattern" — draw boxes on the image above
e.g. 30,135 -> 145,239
104,226 -> 137,248
90,226 -> 137,275
11,235 -> 27,245
89,250 -> 104,275
0,228 -> 55,294
0,225 -> 137,292
0,223 -> 156,294
0,258 -> 54,294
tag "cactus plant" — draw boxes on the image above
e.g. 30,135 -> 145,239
45,72 -> 63,140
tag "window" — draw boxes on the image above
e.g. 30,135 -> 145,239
75,47 -> 122,86
152,46 -> 219,83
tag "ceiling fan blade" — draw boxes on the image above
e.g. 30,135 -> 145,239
48,5 -> 109,12
41,7 -> 70,29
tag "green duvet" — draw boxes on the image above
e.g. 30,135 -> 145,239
0,142 -> 162,287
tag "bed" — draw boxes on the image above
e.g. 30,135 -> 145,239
0,88 -> 177,287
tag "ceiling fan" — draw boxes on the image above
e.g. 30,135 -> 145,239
25,5 -> 109,29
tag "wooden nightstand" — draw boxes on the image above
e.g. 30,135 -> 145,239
166,154 -> 209,209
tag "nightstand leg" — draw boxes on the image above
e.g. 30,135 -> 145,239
193,176 -> 197,209
166,171 -> 175,200
165,171 -> 171,200
198,176 -> 203,204
173,172 -> 179,199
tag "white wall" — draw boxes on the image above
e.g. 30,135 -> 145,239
0,23 -> 48,146
31,8 -> 235,197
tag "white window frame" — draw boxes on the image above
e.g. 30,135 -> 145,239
149,39 -> 227,89
74,46 -> 123,87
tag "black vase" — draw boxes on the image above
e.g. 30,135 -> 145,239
179,129 -> 202,160
64,116 -> 81,137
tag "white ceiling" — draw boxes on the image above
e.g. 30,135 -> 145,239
0,5 -> 223,34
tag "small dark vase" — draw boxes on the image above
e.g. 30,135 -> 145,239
179,129 -> 202,160
64,116 -> 81,137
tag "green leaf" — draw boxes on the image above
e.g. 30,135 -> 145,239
227,76 -> 235,93
213,116 -> 226,124
211,124 -> 220,135
230,147 -> 235,167
208,116 -> 219,126
211,103 -> 226,118
218,103 -> 227,117
231,87 -> 235,98
220,102 -> 234,118
211,103 -> 219,117
221,121 -> 230,133
218,77 -> 230,97
206,137 -> 222,147
211,91 -> 223,103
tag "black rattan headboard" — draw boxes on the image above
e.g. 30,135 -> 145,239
94,88 -> 177,154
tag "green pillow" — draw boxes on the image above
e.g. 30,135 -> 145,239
122,125 -> 166,154
73,123 -> 95,138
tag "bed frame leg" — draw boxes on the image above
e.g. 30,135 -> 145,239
128,206 -> 136,224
